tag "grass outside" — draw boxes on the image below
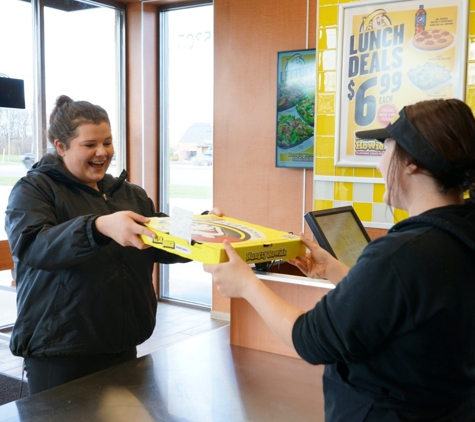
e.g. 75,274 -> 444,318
0,177 -> 20,186
0,155 -> 23,164
0,155 -> 25,186
169,185 -> 212,199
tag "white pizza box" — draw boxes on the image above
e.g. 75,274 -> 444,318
141,215 -> 306,265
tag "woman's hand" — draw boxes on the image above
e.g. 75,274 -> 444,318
209,207 -> 225,217
203,240 -> 257,298
204,240 -> 305,350
95,211 -> 156,249
288,233 -> 350,284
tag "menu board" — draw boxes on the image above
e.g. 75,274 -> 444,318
275,49 -> 316,169
336,0 -> 468,167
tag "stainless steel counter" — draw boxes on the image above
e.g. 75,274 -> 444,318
0,326 -> 325,421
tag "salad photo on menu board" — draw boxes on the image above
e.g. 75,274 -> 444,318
275,49 -> 316,169
335,0 -> 468,168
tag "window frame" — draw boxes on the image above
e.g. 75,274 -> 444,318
157,2 -> 213,309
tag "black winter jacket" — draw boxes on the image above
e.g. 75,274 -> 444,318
5,154 -> 187,358
293,202 -> 475,421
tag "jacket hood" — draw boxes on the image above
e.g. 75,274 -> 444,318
390,201 -> 475,253
30,153 -> 127,195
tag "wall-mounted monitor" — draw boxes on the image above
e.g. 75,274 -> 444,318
0,77 -> 25,109
304,206 -> 371,267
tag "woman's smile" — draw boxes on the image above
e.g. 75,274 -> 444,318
55,121 -> 114,190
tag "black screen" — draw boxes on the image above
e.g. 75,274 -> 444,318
0,77 -> 26,109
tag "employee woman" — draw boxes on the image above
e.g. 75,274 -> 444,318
204,98 -> 475,421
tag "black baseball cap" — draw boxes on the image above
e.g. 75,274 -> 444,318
355,107 -> 450,175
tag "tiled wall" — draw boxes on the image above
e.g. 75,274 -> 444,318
314,0 -> 475,229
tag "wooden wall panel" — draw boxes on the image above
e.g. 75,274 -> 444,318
0,240 -> 14,272
141,4 -> 159,202
231,280 -> 331,358
127,3 -> 159,204
366,227 -> 387,240
212,0 -> 317,314
127,3 -> 160,294
126,3 -> 144,186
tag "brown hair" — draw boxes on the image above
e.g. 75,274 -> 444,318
386,98 -> 475,204
47,95 -> 110,149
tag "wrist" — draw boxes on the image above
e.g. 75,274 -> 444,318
325,259 -> 349,284
242,272 -> 262,302
92,216 -> 111,245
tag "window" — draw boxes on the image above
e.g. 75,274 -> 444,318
44,1 -> 125,174
159,4 -> 214,308
0,0 -> 125,286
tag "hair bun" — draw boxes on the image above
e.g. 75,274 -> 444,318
56,95 -> 73,108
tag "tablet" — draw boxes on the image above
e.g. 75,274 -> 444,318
304,206 -> 371,267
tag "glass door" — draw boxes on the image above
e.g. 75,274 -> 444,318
159,4 -> 214,308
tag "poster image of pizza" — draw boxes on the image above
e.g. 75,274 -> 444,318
412,29 -> 454,51
335,0 -> 467,168
141,215 -> 306,265
276,49 -> 316,169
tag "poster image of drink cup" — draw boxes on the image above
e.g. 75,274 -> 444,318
359,9 -> 392,32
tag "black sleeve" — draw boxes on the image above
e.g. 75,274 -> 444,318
154,211 -> 170,218
91,216 -> 112,246
292,242 -> 409,365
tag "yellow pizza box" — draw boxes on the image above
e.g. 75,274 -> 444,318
141,215 -> 306,265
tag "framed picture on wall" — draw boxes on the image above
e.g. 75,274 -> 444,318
275,49 -> 316,169
335,0 -> 468,168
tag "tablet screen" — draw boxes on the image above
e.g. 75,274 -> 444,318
305,206 -> 371,267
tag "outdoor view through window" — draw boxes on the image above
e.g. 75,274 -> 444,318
160,5 -> 214,307
0,0 -> 123,290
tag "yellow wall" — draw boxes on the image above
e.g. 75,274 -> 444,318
314,0 -> 475,228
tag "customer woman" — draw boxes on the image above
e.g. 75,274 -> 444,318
204,98 -> 475,421
5,95 -> 221,394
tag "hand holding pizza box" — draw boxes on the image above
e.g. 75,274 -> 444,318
141,215 -> 306,265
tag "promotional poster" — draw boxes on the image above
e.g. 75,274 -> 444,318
336,0 -> 468,167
